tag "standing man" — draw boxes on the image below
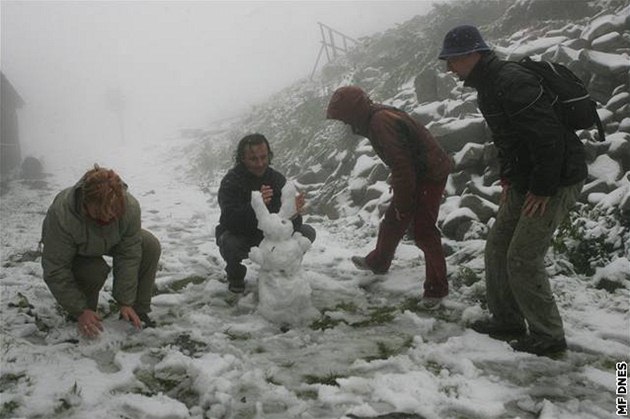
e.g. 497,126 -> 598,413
326,86 -> 453,310
216,133 -> 316,293
41,165 -> 161,338
438,25 -> 587,356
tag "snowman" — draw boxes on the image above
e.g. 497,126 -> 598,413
248,181 -> 319,326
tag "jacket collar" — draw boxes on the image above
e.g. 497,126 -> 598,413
464,52 -> 501,89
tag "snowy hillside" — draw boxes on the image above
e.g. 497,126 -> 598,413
1,0 -> 629,418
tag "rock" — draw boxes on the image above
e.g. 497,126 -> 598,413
460,194 -> 498,223
436,73 -> 457,100
608,133 -> 630,172
20,157 -> 44,180
463,180 -> 501,205
445,100 -> 479,118
367,162 -> 389,184
432,118 -> 489,153
297,167 -> 329,185
453,143 -> 485,172
580,49 -> 630,79
588,154 -> 622,182
606,92 -> 630,113
583,137 -> 610,163
410,102 -> 445,126
448,171 -> 471,196
619,117 -> 630,134
441,208 -> 479,241
579,179 -> 615,202
581,13 -> 628,43
592,32 -> 628,53
349,178 -> 369,206
587,73 -> 618,105
414,67 -> 439,103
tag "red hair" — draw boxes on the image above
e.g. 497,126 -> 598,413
81,164 -> 125,221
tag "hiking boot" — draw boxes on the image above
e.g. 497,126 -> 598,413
137,312 -> 156,328
351,256 -> 387,275
228,280 -> 245,294
471,318 -> 527,340
417,297 -> 443,311
510,335 -> 567,357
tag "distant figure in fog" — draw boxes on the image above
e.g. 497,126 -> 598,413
215,133 -> 316,293
438,25 -> 587,356
326,86 -> 453,311
41,165 -> 161,338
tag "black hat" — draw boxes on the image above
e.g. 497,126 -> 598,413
438,25 -> 490,60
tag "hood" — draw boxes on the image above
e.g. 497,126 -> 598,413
326,86 -> 372,136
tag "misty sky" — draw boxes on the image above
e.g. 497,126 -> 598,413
1,1 -> 445,153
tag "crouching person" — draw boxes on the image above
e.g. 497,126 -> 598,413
41,165 -> 161,338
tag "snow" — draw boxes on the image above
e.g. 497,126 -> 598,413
2,5 -> 630,418
1,136 -> 628,418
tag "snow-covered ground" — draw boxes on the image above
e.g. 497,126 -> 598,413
1,137 -> 628,419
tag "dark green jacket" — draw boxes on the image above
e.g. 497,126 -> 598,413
41,180 -> 142,316
465,52 -> 587,196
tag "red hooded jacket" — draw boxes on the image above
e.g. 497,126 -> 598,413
327,86 -> 452,214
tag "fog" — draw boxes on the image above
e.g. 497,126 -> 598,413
1,1 -> 443,156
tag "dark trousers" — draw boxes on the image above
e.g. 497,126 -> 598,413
217,224 -> 316,285
366,177 -> 448,298
71,229 -> 161,314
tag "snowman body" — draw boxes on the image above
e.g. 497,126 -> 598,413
248,182 -> 318,326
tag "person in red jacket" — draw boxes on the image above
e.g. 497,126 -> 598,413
327,86 -> 453,310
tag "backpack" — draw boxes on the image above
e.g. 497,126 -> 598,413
516,56 -> 606,142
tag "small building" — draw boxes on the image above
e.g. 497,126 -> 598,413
1,71 -> 25,178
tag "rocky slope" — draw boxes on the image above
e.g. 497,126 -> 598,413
192,0 -> 629,281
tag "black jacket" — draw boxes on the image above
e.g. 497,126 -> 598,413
216,164 -> 303,241
465,52 -> 587,196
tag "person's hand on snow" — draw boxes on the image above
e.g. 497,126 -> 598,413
78,309 -> 104,338
261,185 -> 273,205
120,305 -> 142,330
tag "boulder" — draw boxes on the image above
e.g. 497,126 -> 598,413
453,143 -> 485,172
410,102 -> 445,126
580,49 -> 630,79
448,171 -> 471,196
606,92 -> 630,113
441,208 -> 479,241
592,32 -> 628,53
297,167 -> 330,185
432,118 -> 489,154
20,157 -> 44,180
367,162 -> 389,184
588,154 -> 623,182
460,194 -> 498,223
608,133 -> 630,172
436,73 -> 458,100
579,179 -> 616,202
619,117 -> 630,134
414,67 -> 439,103
463,181 -> 502,205
581,13 -> 628,43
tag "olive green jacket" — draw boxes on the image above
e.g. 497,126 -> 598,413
41,180 -> 142,316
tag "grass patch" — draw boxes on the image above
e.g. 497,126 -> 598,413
364,336 -> 414,362
224,328 -> 251,341
156,275 -> 207,294
296,389 -> 319,400
350,305 -> 397,327
303,372 -> 347,386
173,333 -> 207,356
0,373 -> 26,392
0,400 -> 19,419
310,315 -> 345,331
